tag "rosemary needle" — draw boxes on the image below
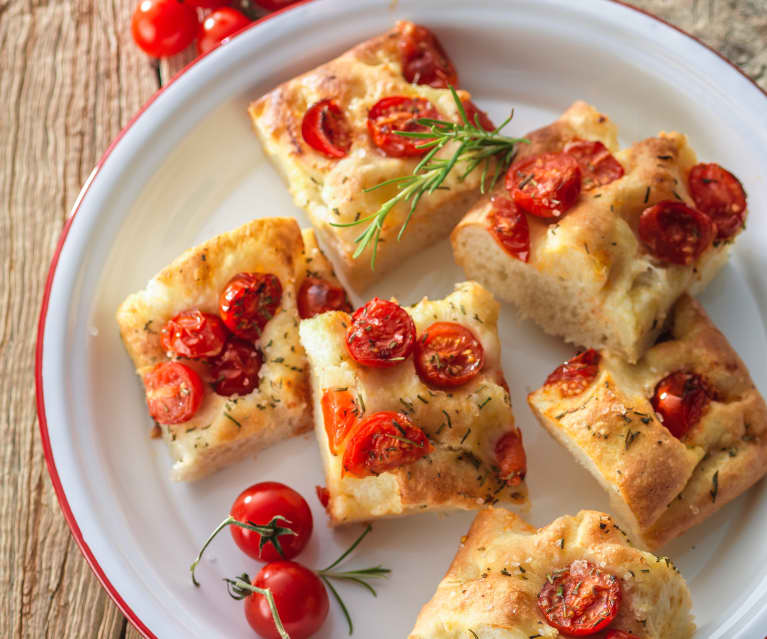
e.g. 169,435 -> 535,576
331,87 -> 528,268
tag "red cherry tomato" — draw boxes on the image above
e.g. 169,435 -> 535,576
563,139 -> 624,190
638,201 -> 714,265
197,7 -> 251,55
461,99 -> 495,131
131,0 -> 198,58
414,322 -> 485,389
367,96 -> 439,158
321,389 -> 359,455
537,559 -> 621,636
230,482 -> 313,563
398,22 -> 457,89
506,152 -> 582,219
688,163 -> 747,240
144,361 -> 204,424
651,371 -> 712,439
545,349 -> 601,398
161,309 -> 228,359
489,194 -> 530,262
208,338 -> 262,396
301,99 -> 352,159
495,430 -> 527,485
251,0 -> 300,9
345,298 -> 416,368
605,631 -> 641,639
245,561 -> 328,639
297,277 -> 352,319
185,0 -> 231,7
219,272 -> 282,340
342,411 -> 432,477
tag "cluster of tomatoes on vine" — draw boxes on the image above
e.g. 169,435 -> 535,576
131,0 -> 300,59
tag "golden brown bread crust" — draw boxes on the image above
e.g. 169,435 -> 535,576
298,282 -> 527,525
250,21 -> 487,290
116,218 -> 346,481
528,294 -> 767,548
409,508 -> 695,639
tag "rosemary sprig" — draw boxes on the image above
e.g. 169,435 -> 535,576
331,87 -> 527,268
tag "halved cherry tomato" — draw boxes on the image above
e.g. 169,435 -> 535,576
367,96 -> 439,158
321,389 -> 359,455
144,361 -> 204,424
230,482 -> 313,563
342,411 -> 432,477
345,298 -> 416,368
638,201 -> 714,265
537,559 -> 621,636
605,631 -> 641,639
245,561 -> 328,639
461,99 -> 495,131
301,99 -> 352,159
495,429 -> 527,485
651,371 -> 712,439
414,322 -> 485,389
131,0 -> 198,58
489,194 -> 530,262
315,485 -> 330,508
161,309 -> 228,359
688,163 -> 747,240
197,7 -> 251,55
209,338 -> 262,396
398,22 -> 457,88
297,277 -> 352,319
545,349 -> 601,398
506,152 -> 582,219
563,139 -> 624,190
219,272 -> 282,340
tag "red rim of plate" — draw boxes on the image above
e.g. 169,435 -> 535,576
34,2 -> 767,637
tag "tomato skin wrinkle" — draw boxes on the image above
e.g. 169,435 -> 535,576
219,272 -> 282,340
651,371 -> 712,439
367,96 -> 440,158
688,162 -> 747,240
161,309 -> 228,359
208,337 -> 262,397
297,277 -> 352,319
345,298 -> 416,368
399,22 -> 457,89
131,0 -> 198,58
197,7 -> 251,55
563,139 -> 624,190
506,152 -> 582,219
414,322 -> 485,389
301,99 -> 352,159
545,349 -> 601,398
489,194 -> 530,262
144,361 -> 204,424
638,200 -> 714,265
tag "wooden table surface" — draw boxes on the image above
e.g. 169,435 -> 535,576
2,1 -> 765,637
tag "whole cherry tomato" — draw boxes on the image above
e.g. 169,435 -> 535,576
563,139 -> 624,190
343,411 -> 432,477
321,389 -> 359,455
506,152 -> 582,219
219,272 -> 282,340
208,337 -> 263,397
398,22 -> 457,89
301,100 -> 352,159
161,309 -> 228,359
367,96 -> 439,158
688,162 -> 747,240
545,349 -> 601,398
537,559 -> 621,636
245,561 -> 328,639
131,0 -> 198,58
197,7 -> 251,55
489,194 -> 530,262
230,482 -> 313,563
414,322 -> 485,389
651,371 -> 712,439
638,200 -> 714,265
495,429 -> 527,485
297,277 -> 352,319
345,298 -> 416,368
144,361 -> 204,424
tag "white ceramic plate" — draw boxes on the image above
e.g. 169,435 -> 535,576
37,1 -> 767,637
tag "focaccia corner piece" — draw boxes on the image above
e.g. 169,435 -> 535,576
299,281 -> 528,525
250,21 -> 489,291
452,101 -> 747,362
528,294 -> 767,549
116,218 -> 351,481
409,507 -> 694,639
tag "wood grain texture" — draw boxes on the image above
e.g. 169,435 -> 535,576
0,1 -> 764,638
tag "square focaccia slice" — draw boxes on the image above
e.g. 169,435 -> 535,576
409,507 -> 695,639
116,218 -> 352,481
528,294 -> 767,549
299,281 -> 528,525
452,101 -> 748,362
250,21 -> 493,291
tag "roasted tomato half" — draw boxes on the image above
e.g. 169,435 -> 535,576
414,322 -> 485,389
297,277 -> 352,319
638,200 -> 714,266
506,152 -> 582,219
219,272 -> 282,341
321,389 -> 359,455
345,298 -> 416,368
398,22 -> 457,89
367,96 -> 439,157
209,337 -> 263,397
144,361 -> 204,424
651,370 -> 712,439
489,194 -> 530,262
544,349 -> 601,398
301,99 -> 352,159
688,162 -> 747,240
563,139 -> 624,190
495,429 -> 527,486
161,309 -> 228,359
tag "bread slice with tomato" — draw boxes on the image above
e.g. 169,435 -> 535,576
409,507 -> 695,639
527,294 -> 767,550
249,21 -> 492,291
298,281 -> 527,525
451,101 -> 747,363
116,218 -> 352,481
